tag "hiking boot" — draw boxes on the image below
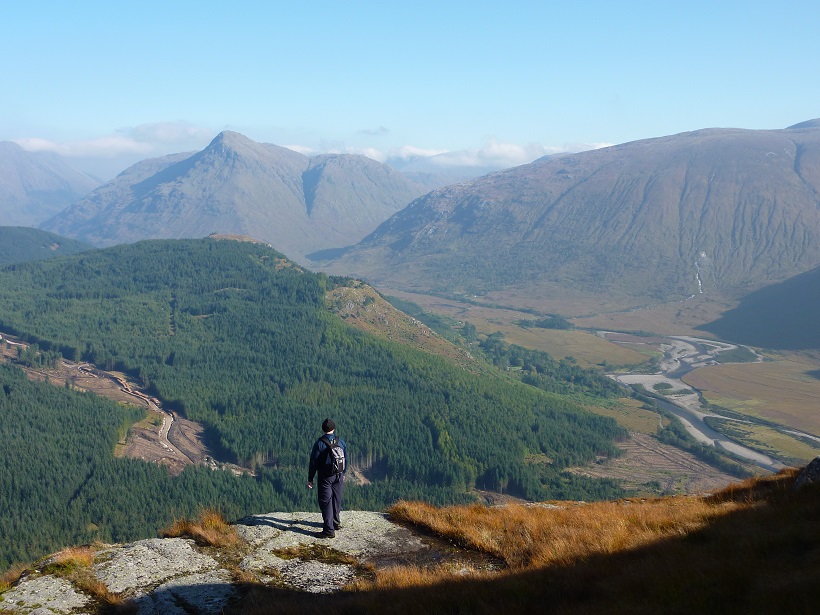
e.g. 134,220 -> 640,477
334,523 -> 342,530
315,530 -> 335,539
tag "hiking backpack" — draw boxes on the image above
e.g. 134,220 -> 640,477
321,436 -> 346,474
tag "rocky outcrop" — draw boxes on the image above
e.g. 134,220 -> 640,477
0,511 -> 478,614
794,457 -> 820,489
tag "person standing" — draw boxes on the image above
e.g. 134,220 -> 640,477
307,418 -> 347,538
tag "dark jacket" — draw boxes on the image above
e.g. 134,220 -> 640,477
308,433 -> 347,482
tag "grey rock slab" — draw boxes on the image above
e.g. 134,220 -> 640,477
277,559 -> 355,594
237,511 -> 427,557
129,569 -> 235,615
239,548 -> 355,593
93,538 -> 220,594
238,551 -> 289,575
0,574 -> 89,613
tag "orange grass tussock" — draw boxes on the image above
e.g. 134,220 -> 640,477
389,493 -> 742,570
0,563 -> 27,594
48,546 -> 96,570
160,508 -> 241,549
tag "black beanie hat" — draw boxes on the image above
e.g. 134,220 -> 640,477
322,418 -> 335,433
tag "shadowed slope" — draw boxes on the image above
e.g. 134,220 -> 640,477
698,265 -> 820,349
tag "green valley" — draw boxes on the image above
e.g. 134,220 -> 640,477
0,238 -> 628,568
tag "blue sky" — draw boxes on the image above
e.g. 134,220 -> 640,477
2,1 -> 819,178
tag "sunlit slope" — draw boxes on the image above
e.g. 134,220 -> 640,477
329,123 -> 820,303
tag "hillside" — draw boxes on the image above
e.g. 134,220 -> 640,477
698,265 -> 820,350
41,132 -> 427,260
0,142 -> 99,226
0,227 -> 92,266
0,238 -> 630,567
325,121 -> 820,307
2,467 -> 817,613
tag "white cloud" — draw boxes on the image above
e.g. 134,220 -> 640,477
14,121 -> 213,159
321,145 -> 389,162
14,135 -> 154,158
387,140 -> 614,170
283,144 -> 315,156
124,121 -> 211,145
388,145 -> 450,161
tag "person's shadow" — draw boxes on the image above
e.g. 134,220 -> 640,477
239,515 -> 323,537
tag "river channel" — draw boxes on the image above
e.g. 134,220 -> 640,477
600,333 -> 789,473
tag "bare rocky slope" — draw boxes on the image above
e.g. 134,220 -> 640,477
42,132 -> 427,261
0,142 -> 100,227
326,121 -> 820,304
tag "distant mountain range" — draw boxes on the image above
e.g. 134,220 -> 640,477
325,121 -> 820,304
0,227 -> 92,266
0,142 -> 100,226
42,132 -> 429,260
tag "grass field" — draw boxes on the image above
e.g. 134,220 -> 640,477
485,326 -> 648,368
376,289 -> 648,367
584,398 -> 666,435
707,419 -> 819,464
683,357 -> 820,436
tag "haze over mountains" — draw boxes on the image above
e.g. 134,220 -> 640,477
327,121 -> 820,305
0,141 -> 100,226
42,132 -> 428,260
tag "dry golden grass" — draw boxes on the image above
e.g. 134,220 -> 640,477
160,509 -> 241,549
350,562 -> 490,591
387,496 -> 736,572
39,546 -> 127,609
45,546 -> 95,572
228,469 -> 818,614
0,563 -> 26,594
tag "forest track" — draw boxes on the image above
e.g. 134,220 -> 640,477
0,335 -> 208,475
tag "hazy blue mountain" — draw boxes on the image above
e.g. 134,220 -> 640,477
42,132 -> 427,260
389,154 -> 506,190
0,226 -> 93,266
327,121 -> 820,303
0,142 -> 100,226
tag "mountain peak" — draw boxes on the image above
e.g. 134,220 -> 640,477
786,118 -> 820,129
206,130 -> 259,153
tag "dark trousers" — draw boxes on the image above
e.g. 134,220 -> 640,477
317,473 -> 344,533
